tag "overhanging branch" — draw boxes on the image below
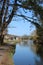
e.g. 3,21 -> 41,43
9,3 -> 32,10
15,14 -> 41,28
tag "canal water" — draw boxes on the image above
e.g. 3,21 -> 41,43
12,40 -> 43,65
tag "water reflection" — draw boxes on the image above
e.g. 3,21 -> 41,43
20,40 -> 33,46
10,45 -> 16,56
8,45 -> 16,65
11,40 -> 43,65
34,44 -> 43,65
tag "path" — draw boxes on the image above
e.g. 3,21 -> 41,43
0,46 -> 14,65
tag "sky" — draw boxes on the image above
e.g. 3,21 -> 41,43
8,20 -> 35,36
8,8 -> 36,36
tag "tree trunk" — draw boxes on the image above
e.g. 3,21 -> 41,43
0,35 -> 4,45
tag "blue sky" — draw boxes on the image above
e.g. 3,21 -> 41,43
8,18 -> 35,36
8,8 -> 36,36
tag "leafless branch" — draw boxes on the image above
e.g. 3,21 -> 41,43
15,14 -> 41,28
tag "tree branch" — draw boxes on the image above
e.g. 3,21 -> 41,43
1,2 -> 17,32
0,0 -> 6,33
3,0 -> 9,24
15,14 -> 41,28
9,3 -> 32,10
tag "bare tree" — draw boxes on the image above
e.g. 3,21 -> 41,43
0,0 -> 17,44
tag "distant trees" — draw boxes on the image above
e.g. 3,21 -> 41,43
0,0 -> 43,44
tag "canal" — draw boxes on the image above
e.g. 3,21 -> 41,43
12,40 -> 43,65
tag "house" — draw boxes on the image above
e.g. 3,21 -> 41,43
4,34 -> 20,41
